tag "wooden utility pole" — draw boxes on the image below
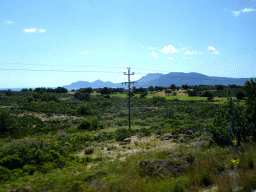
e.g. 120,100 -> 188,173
122,68 -> 137,130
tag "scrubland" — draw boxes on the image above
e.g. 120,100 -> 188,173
0,82 -> 255,192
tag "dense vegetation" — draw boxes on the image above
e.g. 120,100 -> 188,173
0,81 -> 255,191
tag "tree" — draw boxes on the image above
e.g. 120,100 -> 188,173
148,86 -> 154,92
127,91 -> 134,97
215,85 -> 225,90
0,108 -> 19,134
244,78 -> 256,141
165,89 -> 171,95
76,103 -> 93,115
100,87 -> 111,95
5,89 -> 12,96
236,92 -> 246,100
140,92 -> 148,98
21,88 -> 28,93
187,89 -> 198,97
169,84 -> 176,90
74,92 -> 90,101
55,87 -> 68,93
209,88 -> 244,146
132,86 -> 137,94
202,91 -> 213,97
41,93 -> 59,102
182,84 -> 188,90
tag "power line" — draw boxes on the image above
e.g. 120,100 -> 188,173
1,41 -> 256,75
185,41 -> 256,73
0,61 -> 170,73
0,67 -> 149,75
0,61 -> 127,69
0,68 -> 125,73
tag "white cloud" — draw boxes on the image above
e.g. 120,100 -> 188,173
242,8 -> 256,12
232,11 -> 240,16
151,51 -> 158,58
208,46 -> 220,54
161,45 -> 177,54
79,51 -> 88,54
208,46 -> 216,51
4,20 -> 14,24
232,8 -> 255,16
167,57 -> 174,60
184,51 -> 197,55
180,47 -> 186,51
23,28 -> 37,33
148,47 -> 155,50
38,28 -> 46,33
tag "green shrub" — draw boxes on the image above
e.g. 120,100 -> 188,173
209,89 -> 244,146
89,116 -> 99,129
0,108 -> 19,134
84,148 -> 94,155
140,92 -> 148,98
98,122 -> 105,129
77,118 -> 94,131
0,138 -> 67,172
114,128 -> 135,142
0,154 -> 23,170
27,96 -> 34,102
41,93 -> 59,102
138,127 -> 151,137
76,102 -> 95,115
107,145 -> 117,151
0,166 -> 11,183
74,92 -> 90,101
22,164 -> 37,175
114,119 -> 129,126
152,96 -> 167,106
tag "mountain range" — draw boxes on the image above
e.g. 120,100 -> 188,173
63,72 -> 255,91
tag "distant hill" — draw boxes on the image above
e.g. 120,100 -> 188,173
63,80 -> 123,91
62,72 -> 255,91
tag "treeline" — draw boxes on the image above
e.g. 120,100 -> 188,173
1,83 -> 246,100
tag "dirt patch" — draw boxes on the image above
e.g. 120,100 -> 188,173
153,90 -> 188,97
77,136 -> 178,161
17,111 -> 84,122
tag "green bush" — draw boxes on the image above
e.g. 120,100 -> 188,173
0,108 -> 19,134
84,148 -> 94,155
41,93 -> 59,102
152,96 -> 167,106
76,102 -> 96,115
22,164 -> 37,175
89,116 -> 99,129
114,119 -> 129,126
0,154 -> 23,170
77,118 -> 94,131
138,127 -> 151,137
209,89 -> 245,146
0,166 -> 11,183
0,138 -> 67,172
74,92 -> 90,101
140,92 -> 148,98
114,128 -> 135,142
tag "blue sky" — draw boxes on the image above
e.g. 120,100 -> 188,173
1,0 -> 256,88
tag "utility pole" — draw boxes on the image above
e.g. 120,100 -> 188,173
122,68 -> 137,130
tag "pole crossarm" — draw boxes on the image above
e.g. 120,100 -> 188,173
121,68 -> 137,130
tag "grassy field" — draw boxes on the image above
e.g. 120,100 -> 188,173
0,88 -> 254,192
